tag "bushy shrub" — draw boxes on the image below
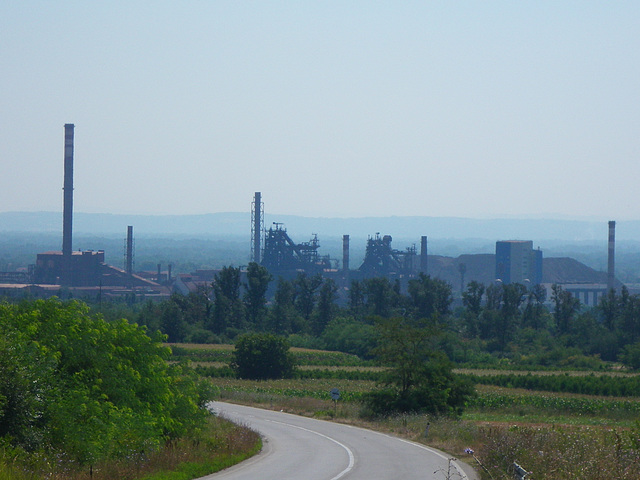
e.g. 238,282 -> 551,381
321,317 -> 376,359
231,333 -> 295,380
620,342 -> 640,370
0,298 -> 212,465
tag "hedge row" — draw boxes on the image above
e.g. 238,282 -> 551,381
463,373 -> 640,397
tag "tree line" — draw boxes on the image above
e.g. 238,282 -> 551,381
112,262 -> 640,369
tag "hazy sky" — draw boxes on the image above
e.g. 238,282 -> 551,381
1,2 -> 639,220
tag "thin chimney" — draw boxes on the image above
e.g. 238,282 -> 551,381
420,236 -> 428,274
608,221 -> 616,292
62,124 -> 74,258
126,225 -> 134,276
342,234 -> 350,271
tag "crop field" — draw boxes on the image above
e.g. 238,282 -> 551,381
172,344 -> 640,479
169,343 -> 372,366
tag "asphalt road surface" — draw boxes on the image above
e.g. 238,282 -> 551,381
202,402 -> 478,480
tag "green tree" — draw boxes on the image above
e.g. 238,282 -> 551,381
212,266 -> 245,335
552,284 -> 580,335
522,284 -> 549,330
363,277 -> 395,318
0,332 -> 47,449
462,281 -> 484,317
619,288 -> 640,345
160,296 -> 187,342
407,273 -> 453,321
321,317 -> 376,358
231,333 -> 295,380
137,299 -> 162,333
183,285 -> 214,327
461,281 -> 485,338
244,262 -> 272,330
620,341 -> 640,370
478,284 -> 502,341
312,279 -> 338,336
598,288 -> 619,331
267,277 -> 298,334
363,316 -> 474,416
494,283 -> 527,352
348,279 -> 366,321
0,299 -> 211,465
293,273 -> 323,323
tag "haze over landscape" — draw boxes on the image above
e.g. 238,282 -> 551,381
4,7 -> 640,478
2,2 -> 639,220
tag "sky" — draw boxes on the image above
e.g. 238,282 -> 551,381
1,1 -> 639,220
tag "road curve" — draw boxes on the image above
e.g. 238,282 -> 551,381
201,402 -> 478,480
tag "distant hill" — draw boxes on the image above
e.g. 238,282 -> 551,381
2,211 -> 639,242
2,212 -> 638,282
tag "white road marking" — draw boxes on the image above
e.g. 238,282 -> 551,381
263,418 -> 356,480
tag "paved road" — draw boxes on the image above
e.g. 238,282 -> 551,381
202,402 -> 478,480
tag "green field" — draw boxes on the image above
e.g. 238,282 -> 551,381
172,343 -> 640,480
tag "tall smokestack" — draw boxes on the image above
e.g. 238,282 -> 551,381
608,221 -> 616,292
420,236 -> 428,273
251,192 -> 263,263
62,124 -> 74,258
342,234 -> 350,271
126,225 -> 134,276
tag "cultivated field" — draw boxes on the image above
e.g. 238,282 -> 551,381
171,343 -> 640,480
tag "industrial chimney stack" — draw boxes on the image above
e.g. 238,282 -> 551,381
342,234 -> 350,271
608,221 -> 616,292
251,192 -> 264,263
420,236 -> 428,273
126,225 -> 134,276
62,124 -> 74,258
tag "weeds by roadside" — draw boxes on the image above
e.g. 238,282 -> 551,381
213,383 -> 640,480
0,415 -> 260,480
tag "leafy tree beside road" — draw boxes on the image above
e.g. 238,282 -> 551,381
0,298 -> 212,466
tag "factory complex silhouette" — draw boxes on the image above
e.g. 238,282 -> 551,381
0,125 -> 624,306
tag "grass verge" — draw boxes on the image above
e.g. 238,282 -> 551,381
0,415 -> 260,480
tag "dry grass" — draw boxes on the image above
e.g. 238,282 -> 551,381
169,343 -> 640,479
476,423 -> 640,480
215,380 -> 640,480
9,415 -> 260,480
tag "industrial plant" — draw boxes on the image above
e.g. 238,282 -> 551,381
0,124 -> 628,306
1,124 -> 167,300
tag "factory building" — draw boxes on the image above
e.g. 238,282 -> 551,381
23,124 -> 167,298
495,240 -> 543,285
